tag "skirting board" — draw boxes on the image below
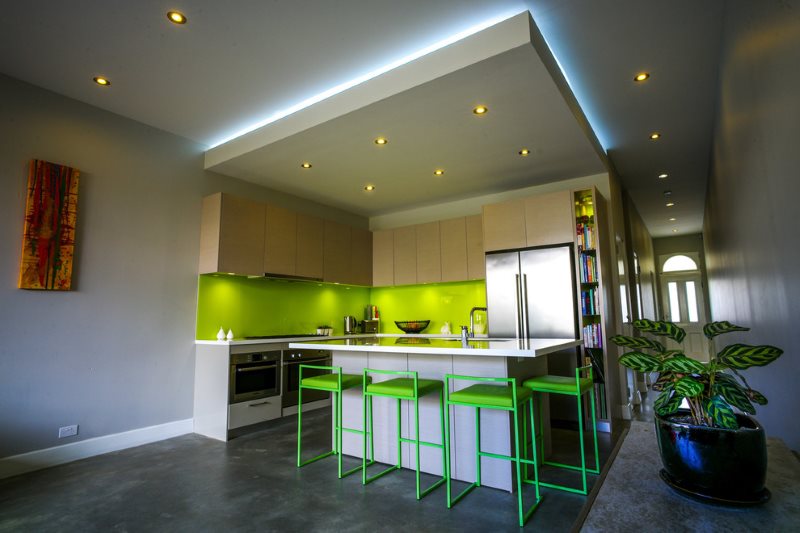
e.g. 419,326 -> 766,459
0,418 -> 193,480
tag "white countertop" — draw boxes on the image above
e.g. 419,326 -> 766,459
195,333 -> 481,347
287,336 -> 581,358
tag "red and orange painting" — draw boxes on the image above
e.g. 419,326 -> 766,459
18,160 -> 80,290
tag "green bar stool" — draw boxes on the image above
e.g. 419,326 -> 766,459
522,365 -> 600,495
362,369 -> 446,500
444,375 -> 541,528
297,364 -> 373,478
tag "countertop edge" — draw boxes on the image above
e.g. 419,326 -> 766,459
287,337 -> 581,357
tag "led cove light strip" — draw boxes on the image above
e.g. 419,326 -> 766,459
208,11 -> 522,148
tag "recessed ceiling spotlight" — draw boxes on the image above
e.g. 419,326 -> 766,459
666,202 -> 675,207
374,137 -> 388,145
672,229 -> 678,233
364,185 -> 375,191
650,132 -> 661,140
167,10 -> 187,24
433,169 -> 445,176
93,76 -> 111,86
634,72 -> 650,82
663,190 -> 672,197
518,148 -> 530,156
669,217 -> 676,221
300,162 -> 312,169
658,173 -> 668,179
472,105 -> 488,115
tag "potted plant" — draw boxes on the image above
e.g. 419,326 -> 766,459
611,319 -> 783,505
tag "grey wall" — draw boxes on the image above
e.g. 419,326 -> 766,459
0,74 -> 365,458
703,0 -> 800,451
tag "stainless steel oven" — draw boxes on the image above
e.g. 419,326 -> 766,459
229,351 -> 281,404
282,349 -> 332,408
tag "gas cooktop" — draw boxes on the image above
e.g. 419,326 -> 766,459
243,334 -> 328,340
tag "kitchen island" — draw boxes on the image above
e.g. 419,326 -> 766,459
289,335 -> 581,491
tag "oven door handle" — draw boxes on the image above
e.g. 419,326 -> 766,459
282,358 -> 331,367
236,364 -> 278,373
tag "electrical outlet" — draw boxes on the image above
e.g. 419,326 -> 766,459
58,424 -> 78,438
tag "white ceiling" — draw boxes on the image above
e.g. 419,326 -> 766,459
0,0 -> 725,237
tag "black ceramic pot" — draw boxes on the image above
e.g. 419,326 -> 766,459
655,409 -> 770,505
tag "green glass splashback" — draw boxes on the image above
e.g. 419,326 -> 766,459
370,281 -> 486,334
196,275 -> 486,339
196,275 -> 370,339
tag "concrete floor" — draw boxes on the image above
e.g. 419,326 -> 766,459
0,409 -> 621,532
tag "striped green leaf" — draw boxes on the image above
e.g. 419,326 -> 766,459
610,335 -> 665,353
652,371 -> 675,391
703,321 -> 749,339
747,389 -> 768,406
717,344 -> 783,369
674,376 -> 704,397
618,352 -> 662,372
662,356 -> 706,374
713,381 -> 755,415
704,396 -> 739,429
660,350 -> 684,360
633,319 -> 686,343
654,389 -> 683,417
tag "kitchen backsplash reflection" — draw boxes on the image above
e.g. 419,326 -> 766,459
196,275 -> 369,339
196,275 -> 486,339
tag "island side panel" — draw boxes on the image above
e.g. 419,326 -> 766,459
193,344 -> 230,442
333,351 -> 369,458
406,353 -> 454,477
451,355 -> 512,491
366,352 -> 411,468
506,353 -> 552,460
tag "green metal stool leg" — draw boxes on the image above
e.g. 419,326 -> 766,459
577,386 -> 587,494
296,384 -> 303,467
414,396 -> 421,500
589,388 -> 600,474
439,389 -> 447,485
475,407 -> 481,487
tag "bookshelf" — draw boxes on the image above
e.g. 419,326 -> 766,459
574,189 -> 609,421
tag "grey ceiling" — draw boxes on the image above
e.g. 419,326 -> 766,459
0,0 -> 725,236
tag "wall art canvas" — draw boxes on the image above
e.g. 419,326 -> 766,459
18,159 -> 80,290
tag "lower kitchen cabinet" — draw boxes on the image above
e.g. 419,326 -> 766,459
228,397 -> 282,430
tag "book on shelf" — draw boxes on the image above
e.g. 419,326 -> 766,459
579,254 -> 597,283
582,323 -> 603,348
581,287 -> 600,315
576,216 -> 596,251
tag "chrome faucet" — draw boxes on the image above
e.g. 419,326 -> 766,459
469,307 -> 488,337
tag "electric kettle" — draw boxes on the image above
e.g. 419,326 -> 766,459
343,315 -> 358,335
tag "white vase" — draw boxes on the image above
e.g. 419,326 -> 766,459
216,327 -> 226,341
226,329 -> 234,341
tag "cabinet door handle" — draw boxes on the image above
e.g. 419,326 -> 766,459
248,400 -> 271,407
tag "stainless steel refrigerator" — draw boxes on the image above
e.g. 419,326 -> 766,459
485,243 -> 578,340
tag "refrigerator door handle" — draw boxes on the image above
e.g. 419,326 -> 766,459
515,274 -> 522,339
522,273 -> 530,339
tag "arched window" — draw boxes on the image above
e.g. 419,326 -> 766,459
662,254 -> 698,273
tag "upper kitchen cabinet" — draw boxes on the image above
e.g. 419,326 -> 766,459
323,220 -> 351,283
524,190 -> 574,246
440,217 -> 468,282
199,192 -> 265,276
350,227 -> 373,286
372,229 -> 394,286
264,204 -> 297,276
296,213 -> 324,279
416,222 -> 441,284
483,190 -> 573,251
465,214 -> 485,280
393,225 -> 417,285
482,199 -> 526,251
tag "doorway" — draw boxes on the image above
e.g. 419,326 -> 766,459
659,254 -> 709,360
